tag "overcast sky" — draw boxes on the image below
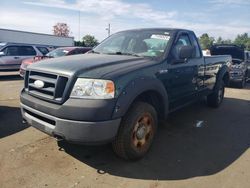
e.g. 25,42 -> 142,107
1,0 -> 250,42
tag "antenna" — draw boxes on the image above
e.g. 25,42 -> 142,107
106,23 -> 111,37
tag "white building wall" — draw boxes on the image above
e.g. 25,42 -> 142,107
0,28 -> 74,46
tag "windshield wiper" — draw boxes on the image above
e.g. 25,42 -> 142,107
107,51 -> 141,57
44,55 -> 53,58
89,50 -> 100,54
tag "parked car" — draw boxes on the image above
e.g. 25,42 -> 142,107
19,47 -> 92,77
21,28 -> 231,160
210,44 -> 248,88
0,43 -> 49,71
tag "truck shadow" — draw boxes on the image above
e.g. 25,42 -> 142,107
228,82 -> 250,90
59,97 -> 250,180
0,106 -> 29,138
0,74 -> 22,81
244,83 -> 250,90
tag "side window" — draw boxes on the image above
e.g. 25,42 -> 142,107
18,46 -> 36,56
172,34 -> 191,59
37,47 -> 49,55
177,35 -> 191,46
3,46 -> 19,56
189,34 -> 202,58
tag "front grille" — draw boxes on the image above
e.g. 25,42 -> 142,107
25,71 -> 68,103
230,72 -> 242,76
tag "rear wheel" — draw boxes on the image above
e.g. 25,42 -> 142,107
207,80 -> 225,108
112,102 -> 157,160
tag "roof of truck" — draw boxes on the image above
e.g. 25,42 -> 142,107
115,28 -> 193,33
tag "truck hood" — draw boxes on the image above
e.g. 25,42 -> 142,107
28,53 -> 156,78
210,45 -> 245,60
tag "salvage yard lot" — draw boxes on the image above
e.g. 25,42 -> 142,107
0,75 -> 250,188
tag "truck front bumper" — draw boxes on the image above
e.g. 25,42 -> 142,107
21,103 -> 121,144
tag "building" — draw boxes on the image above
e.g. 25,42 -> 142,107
0,28 -> 74,47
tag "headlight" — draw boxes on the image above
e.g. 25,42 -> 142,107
70,78 -> 115,99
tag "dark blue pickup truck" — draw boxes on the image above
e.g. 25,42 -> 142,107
20,28 -> 231,160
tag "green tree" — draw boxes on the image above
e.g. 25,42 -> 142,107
246,39 -> 250,51
199,33 -> 215,50
216,36 -> 223,44
74,40 -> 85,46
82,35 -> 98,47
234,33 -> 249,48
215,37 -> 232,45
222,39 -> 232,44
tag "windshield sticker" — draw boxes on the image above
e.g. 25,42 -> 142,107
151,34 -> 170,40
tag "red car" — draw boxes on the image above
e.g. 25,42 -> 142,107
20,47 -> 92,77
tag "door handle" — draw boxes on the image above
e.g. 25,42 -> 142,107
157,69 -> 168,74
14,57 -> 20,59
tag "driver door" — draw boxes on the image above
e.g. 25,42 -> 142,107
165,33 -> 200,108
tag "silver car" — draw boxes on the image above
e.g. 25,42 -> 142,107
0,43 -> 49,71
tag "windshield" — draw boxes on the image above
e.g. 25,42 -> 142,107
46,48 -> 69,58
94,30 -> 172,58
0,43 -> 7,51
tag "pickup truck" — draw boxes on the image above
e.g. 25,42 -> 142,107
20,28 -> 231,160
210,44 -> 248,88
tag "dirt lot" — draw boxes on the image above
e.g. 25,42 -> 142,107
0,75 -> 250,188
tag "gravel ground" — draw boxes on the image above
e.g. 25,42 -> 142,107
0,75 -> 250,188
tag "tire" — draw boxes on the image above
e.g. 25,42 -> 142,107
112,102 -> 158,160
237,77 -> 246,88
207,80 -> 225,108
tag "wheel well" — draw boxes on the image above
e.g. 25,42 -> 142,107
223,72 -> 230,86
133,90 -> 165,119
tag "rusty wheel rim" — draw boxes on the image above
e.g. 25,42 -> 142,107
131,113 -> 154,150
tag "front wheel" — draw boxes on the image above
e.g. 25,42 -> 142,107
112,102 -> 158,160
207,80 -> 225,108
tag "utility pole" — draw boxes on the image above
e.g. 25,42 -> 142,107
78,10 -> 81,41
106,23 -> 111,37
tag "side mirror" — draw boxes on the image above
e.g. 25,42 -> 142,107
179,45 -> 194,59
0,51 -> 5,56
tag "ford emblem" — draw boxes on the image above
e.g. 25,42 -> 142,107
34,80 -> 45,88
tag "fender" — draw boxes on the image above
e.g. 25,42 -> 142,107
215,64 -> 229,89
112,77 -> 169,119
